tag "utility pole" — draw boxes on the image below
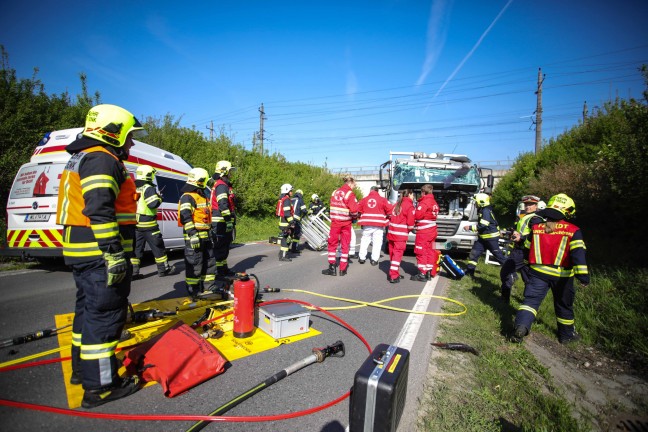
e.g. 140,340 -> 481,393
259,103 -> 265,155
206,120 -> 214,141
582,101 -> 588,124
535,68 -> 545,155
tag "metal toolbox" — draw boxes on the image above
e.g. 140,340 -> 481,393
257,303 -> 310,339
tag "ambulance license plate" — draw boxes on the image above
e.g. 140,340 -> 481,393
25,214 -> 50,222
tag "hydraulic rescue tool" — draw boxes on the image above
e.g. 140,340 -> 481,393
431,342 -> 480,356
186,340 -> 346,432
126,304 -> 177,323
0,324 -> 71,348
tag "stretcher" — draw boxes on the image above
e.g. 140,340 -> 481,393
300,208 -> 331,251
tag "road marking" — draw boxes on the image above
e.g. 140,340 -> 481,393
393,277 -> 439,351
0,269 -> 47,278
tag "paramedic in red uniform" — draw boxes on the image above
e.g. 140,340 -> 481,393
56,104 -> 143,408
357,186 -> 393,266
322,175 -> 359,276
411,184 -> 440,281
512,193 -> 589,344
210,160 -> 237,276
387,189 -> 415,283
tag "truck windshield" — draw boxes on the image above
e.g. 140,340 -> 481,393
392,163 -> 480,190
10,163 -> 65,199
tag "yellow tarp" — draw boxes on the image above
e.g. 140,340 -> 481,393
55,296 -> 319,408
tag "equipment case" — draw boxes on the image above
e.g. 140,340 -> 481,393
349,344 -> 410,432
440,254 -> 465,279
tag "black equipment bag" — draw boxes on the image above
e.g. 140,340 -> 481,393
349,344 -> 410,432
440,254 -> 465,279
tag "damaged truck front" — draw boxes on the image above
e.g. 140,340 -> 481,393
380,152 -> 493,255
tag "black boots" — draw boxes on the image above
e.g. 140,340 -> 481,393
81,376 -> 141,409
410,272 -> 428,282
278,251 -> 292,262
322,264 -> 337,276
511,325 -> 529,343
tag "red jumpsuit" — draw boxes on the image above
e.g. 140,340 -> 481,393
387,197 -> 415,280
414,194 -> 440,277
327,183 -> 358,272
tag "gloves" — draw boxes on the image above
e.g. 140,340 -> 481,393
226,221 -> 234,232
104,251 -> 127,286
190,234 -> 201,249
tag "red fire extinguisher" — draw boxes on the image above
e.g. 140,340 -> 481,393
233,274 -> 256,338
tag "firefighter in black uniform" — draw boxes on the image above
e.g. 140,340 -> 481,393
290,189 -> 308,254
309,193 -> 326,216
56,104 -> 143,408
210,160 -> 237,276
276,183 -> 294,262
499,195 -> 545,302
463,192 -> 507,277
512,193 -> 589,344
179,167 -> 216,296
131,165 -> 172,278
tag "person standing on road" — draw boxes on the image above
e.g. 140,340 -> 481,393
411,184 -> 440,281
131,165 -> 173,279
322,175 -> 359,276
309,193 -> 326,216
357,186 -> 393,266
290,189 -> 308,254
499,195 -> 545,302
210,160 -> 237,277
387,189 -> 415,283
463,192 -> 507,278
56,104 -> 143,407
512,193 -> 589,344
276,183 -> 295,262
179,168 -> 215,296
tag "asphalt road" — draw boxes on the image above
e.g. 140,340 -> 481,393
0,235 -> 453,432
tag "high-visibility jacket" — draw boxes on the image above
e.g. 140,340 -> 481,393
414,194 -> 439,232
358,190 -> 393,227
387,197 -> 415,242
329,184 -> 358,226
470,205 -> 500,239
277,194 -> 294,228
179,190 -> 211,239
56,142 -> 136,263
526,217 -> 589,282
291,193 -> 307,221
511,211 -> 539,250
136,182 -> 162,229
210,175 -> 236,225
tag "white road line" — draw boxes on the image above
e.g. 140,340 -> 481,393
393,277 -> 439,351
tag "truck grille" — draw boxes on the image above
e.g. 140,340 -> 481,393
437,219 -> 460,237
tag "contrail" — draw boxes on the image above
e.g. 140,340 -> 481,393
434,0 -> 514,98
416,0 -> 452,86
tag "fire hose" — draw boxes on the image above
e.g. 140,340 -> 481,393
186,340 -> 346,432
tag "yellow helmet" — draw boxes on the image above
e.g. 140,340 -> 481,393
82,104 -> 146,147
295,189 -> 303,195
547,193 -> 576,218
312,193 -> 319,201
187,168 -> 209,188
135,165 -> 156,182
215,160 -> 234,175
474,193 -> 491,207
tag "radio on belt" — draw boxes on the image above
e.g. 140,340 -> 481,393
349,343 -> 410,432
257,303 -> 310,339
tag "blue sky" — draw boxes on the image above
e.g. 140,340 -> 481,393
2,1 -> 647,171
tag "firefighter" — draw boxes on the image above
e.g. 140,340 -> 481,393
387,189 -> 415,283
499,195 -> 545,302
210,160 -> 237,276
463,192 -> 507,278
130,165 -> 172,278
512,193 -> 589,344
56,104 -> 143,407
357,186 -> 393,266
309,193 -> 326,216
322,175 -> 359,276
179,167 -> 216,296
276,183 -> 294,262
290,189 -> 308,254
411,184 -> 440,281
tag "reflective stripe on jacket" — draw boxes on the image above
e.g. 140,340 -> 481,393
358,190 -> 392,227
329,184 -> 358,225
387,197 -> 415,241
414,194 -> 439,232
179,191 -> 211,236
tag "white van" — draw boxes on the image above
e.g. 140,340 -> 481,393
4,127 -> 193,259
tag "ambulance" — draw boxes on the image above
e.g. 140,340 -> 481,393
4,127 -> 193,259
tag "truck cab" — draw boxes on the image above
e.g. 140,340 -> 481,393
380,151 -> 493,254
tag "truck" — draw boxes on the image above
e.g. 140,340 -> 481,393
379,151 -> 493,255
3,127 -> 193,260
